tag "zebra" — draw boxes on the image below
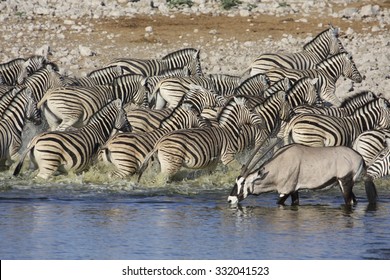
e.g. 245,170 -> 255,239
264,52 -> 363,106
21,64 -> 66,102
13,99 -> 132,179
161,48 -> 203,76
106,48 -> 201,77
137,97 -> 263,182
208,74 -> 242,96
126,107 -> 174,133
126,84 -> 225,133
150,76 -> 216,109
0,58 -> 29,86
234,73 -> 270,98
352,129 -> 390,165
284,98 -> 390,147
144,67 -> 191,96
25,55 -> 59,75
111,74 -> 148,107
366,141 -> 390,180
252,90 -> 292,139
0,88 -> 41,168
246,25 -> 345,76
98,102 -> 208,178
66,65 -> 124,87
264,77 -> 292,97
38,84 -> 135,131
293,90 -> 377,117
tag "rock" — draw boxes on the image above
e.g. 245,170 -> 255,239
360,5 -> 380,18
78,45 -> 95,56
35,45 -> 51,57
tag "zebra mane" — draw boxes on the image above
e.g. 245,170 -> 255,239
161,48 -> 199,61
0,57 -> 26,66
340,90 -> 378,107
302,27 -> 335,50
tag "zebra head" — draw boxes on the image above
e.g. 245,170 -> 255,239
276,91 -> 293,121
367,140 -> 390,180
342,52 -> 363,83
113,99 -> 132,133
376,98 -> 390,130
328,25 -> 346,55
23,88 -> 42,125
17,60 -> 30,85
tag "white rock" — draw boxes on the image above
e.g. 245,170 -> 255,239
35,45 -> 50,57
78,45 -> 94,56
360,4 -> 380,18
145,26 -> 153,33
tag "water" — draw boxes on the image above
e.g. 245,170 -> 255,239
1,164 -> 390,260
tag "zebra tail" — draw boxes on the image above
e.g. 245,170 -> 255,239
13,147 -> 31,176
136,147 -> 157,183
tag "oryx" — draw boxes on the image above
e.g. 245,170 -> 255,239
228,143 -> 378,206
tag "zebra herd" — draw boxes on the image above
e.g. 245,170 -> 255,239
1,24 -> 390,204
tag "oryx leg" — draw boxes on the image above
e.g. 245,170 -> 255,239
338,173 -> 357,206
291,191 -> 299,206
277,193 -> 290,205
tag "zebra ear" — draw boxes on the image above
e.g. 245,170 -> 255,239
311,78 -> 319,85
24,88 -> 33,98
385,138 -> 390,148
141,77 -> 148,87
283,77 -> 292,91
113,99 -> 122,108
115,65 -> 123,75
233,96 -> 245,106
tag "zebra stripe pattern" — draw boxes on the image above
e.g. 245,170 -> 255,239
137,97 -> 263,181
265,52 -> 363,106
151,76 -> 216,109
234,73 -> 270,97
0,58 -> 28,85
13,99 -> 131,179
247,25 -> 344,76
293,90 -> 377,117
98,103 -> 207,178
284,98 -> 390,147
0,88 -> 41,167
352,129 -> 390,165
21,64 -> 66,101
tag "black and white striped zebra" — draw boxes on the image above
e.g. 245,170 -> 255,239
66,65 -> 124,87
21,64 -> 66,102
38,84 -> 135,131
234,73 -> 270,98
208,74 -> 242,96
0,58 -> 29,86
252,91 -> 292,139
366,142 -> 390,180
126,84 -> 225,133
98,102 -> 208,178
106,48 -> 201,77
150,76 -> 216,109
111,74 -> 148,107
0,88 -> 41,167
246,25 -> 344,76
13,99 -> 131,179
293,90 -> 377,117
284,98 -> 390,147
264,77 -> 292,97
352,129 -> 390,165
265,52 -> 363,106
25,55 -> 59,75
137,97 -> 263,182
161,48 -> 202,76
